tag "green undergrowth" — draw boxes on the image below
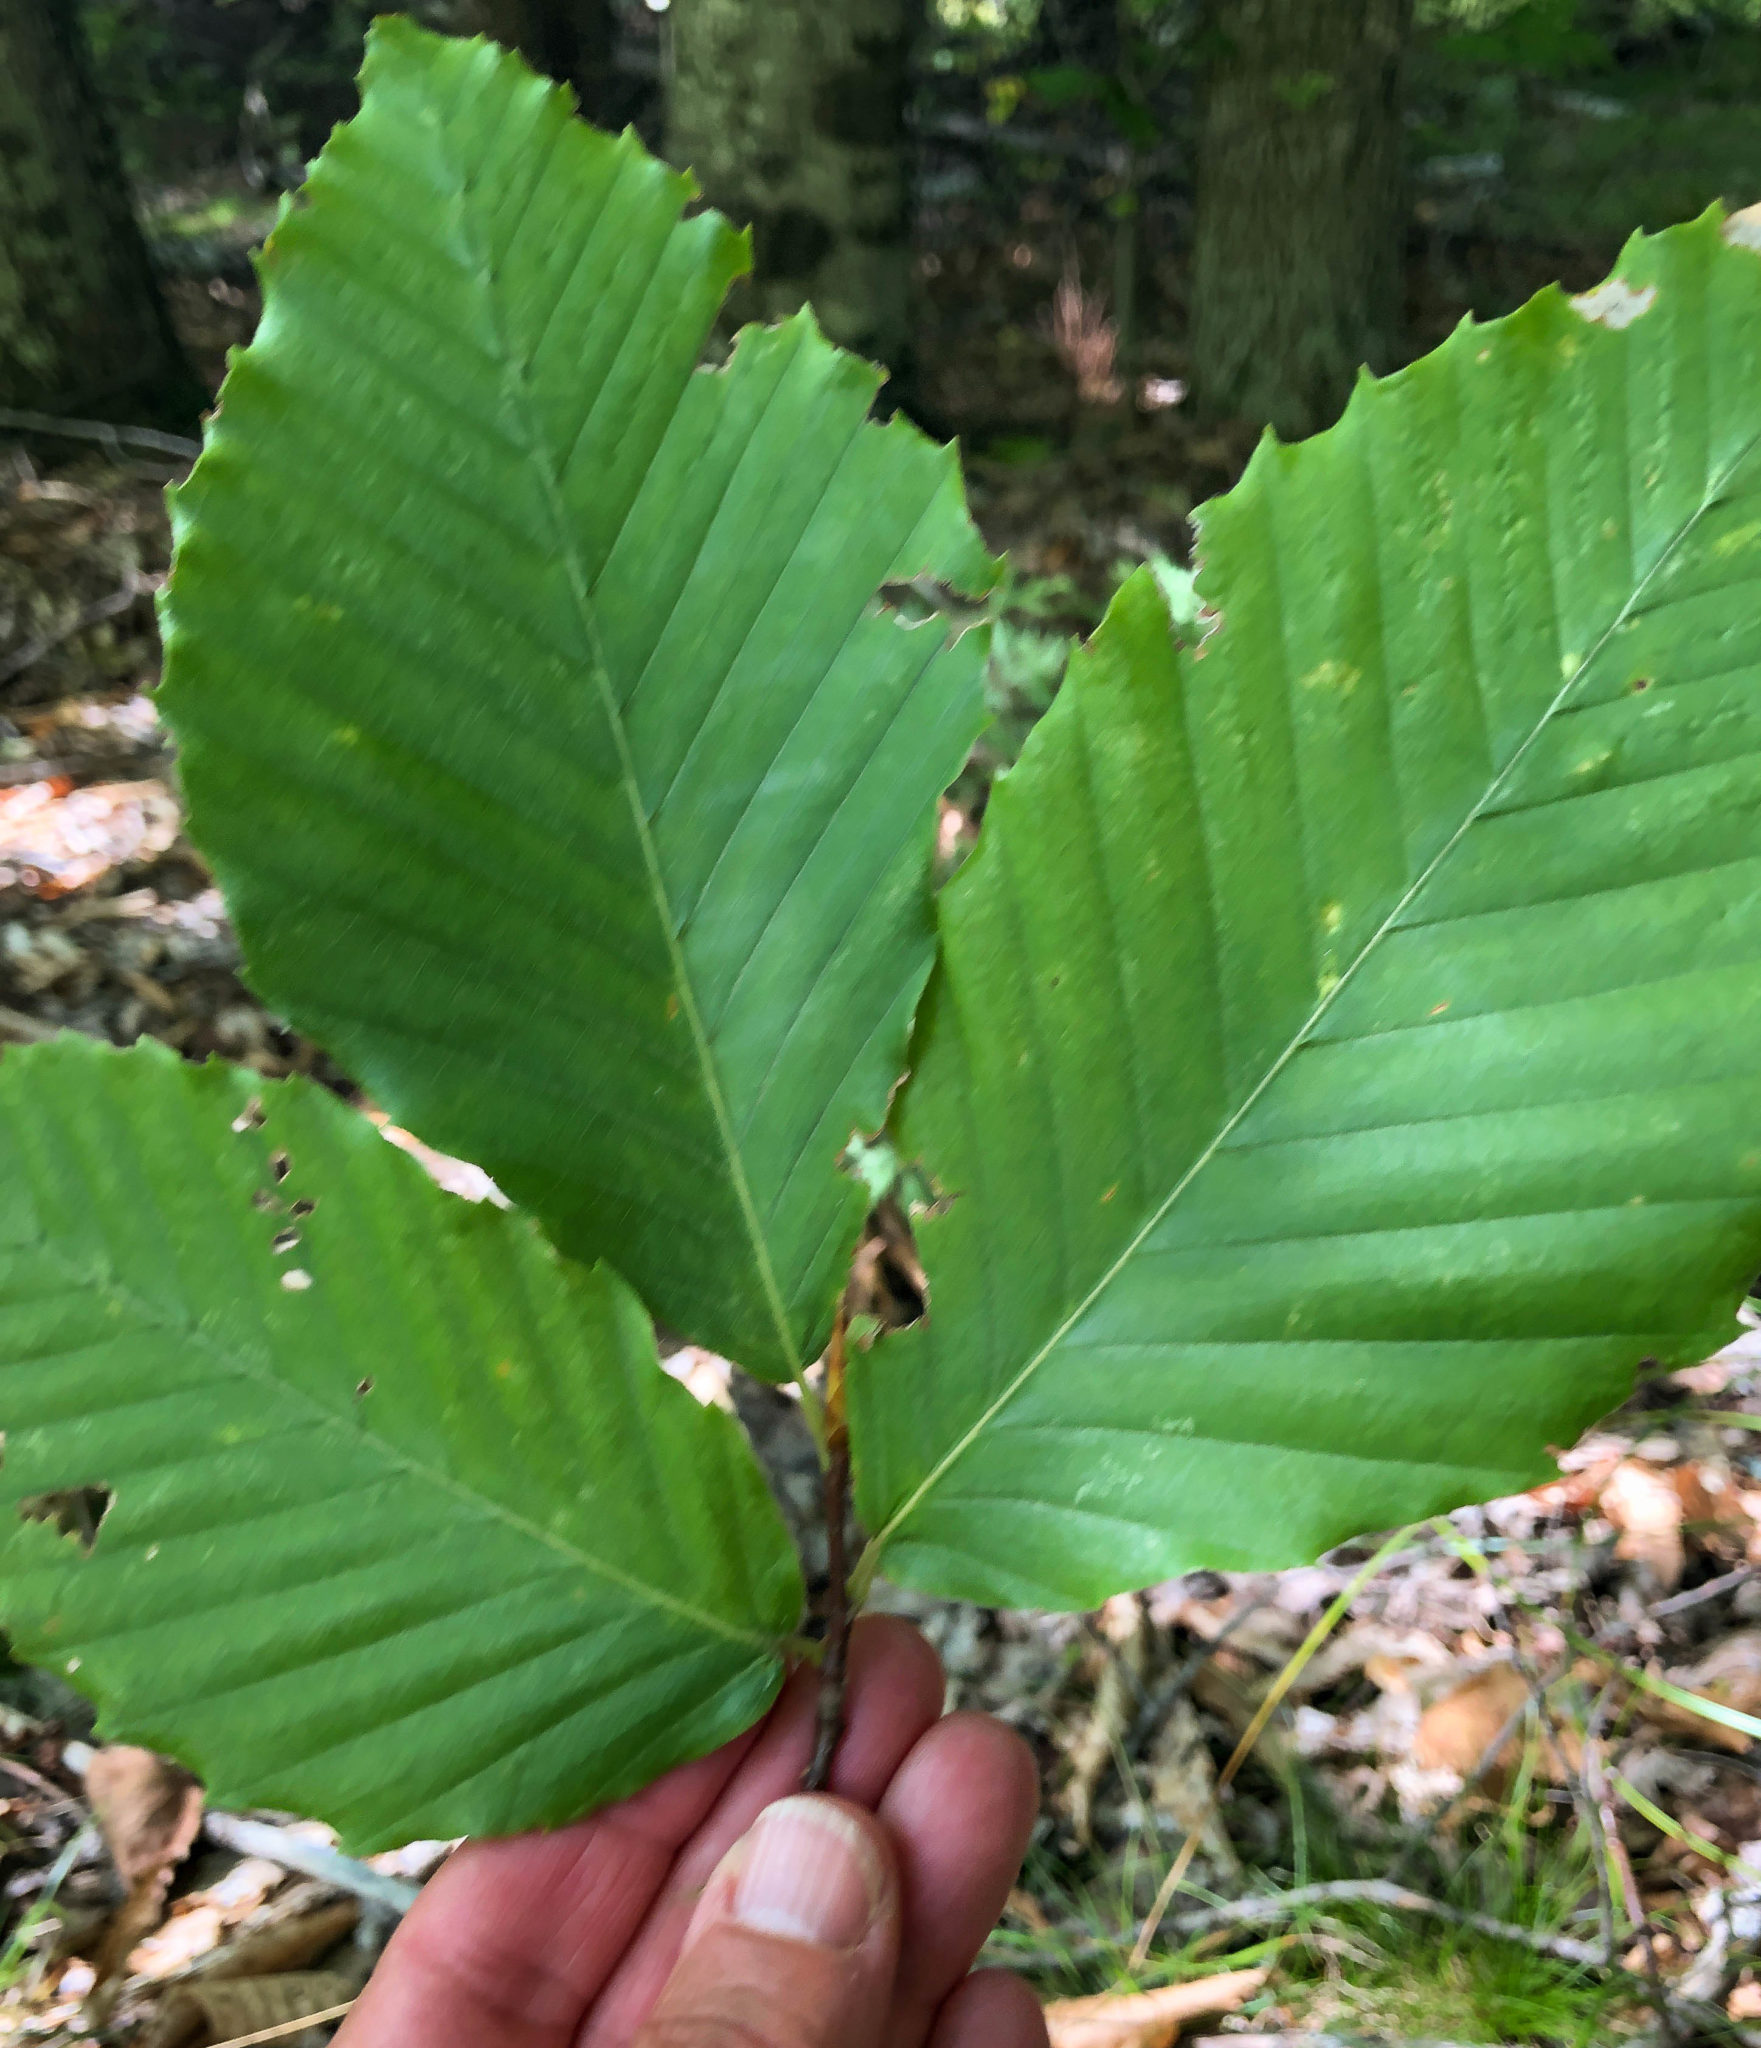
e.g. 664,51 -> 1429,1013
988,1770 -> 1645,2045
1277,1796 -> 1638,2046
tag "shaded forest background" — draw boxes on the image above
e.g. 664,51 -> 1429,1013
17,0 -> 1761,646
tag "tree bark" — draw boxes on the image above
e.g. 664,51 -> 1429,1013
466,0 -> 628,127
667,0 -> 912,373
0,0 -> 201,428
1190,0 -> 1413,440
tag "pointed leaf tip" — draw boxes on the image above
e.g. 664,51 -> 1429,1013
0,1038 -> 800,1849
159,16 -> 988,1381
856,213 -> 1761,1607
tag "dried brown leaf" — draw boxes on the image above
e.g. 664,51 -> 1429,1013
1043,1967 -> 1267,2048
1661,1630 -> 1761,1752
84,1746 -> 205,2016
85,1746 -> 204,1891
200,1899 -> 360,1982
1060,1595 -> 1145,1845
1411,1661 -> 1579,1785
140,1968 -> 359,2048
1147,1696 -> 1238,1877
1600,1459 -> 1687,1589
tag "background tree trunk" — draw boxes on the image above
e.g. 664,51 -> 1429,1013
667,0 -> 913,374
1190,0 -> 1413,440
0,0 -> 201,427
466,0 -> 630,128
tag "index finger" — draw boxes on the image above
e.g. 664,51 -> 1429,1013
334,1712 -> 767,2048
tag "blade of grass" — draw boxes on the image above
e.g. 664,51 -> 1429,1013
1611,1772 -> 1747,1878
1563,1625 -> 1761,1746
0,1826 -> 94,1990
1128,1523 -> 1420,1968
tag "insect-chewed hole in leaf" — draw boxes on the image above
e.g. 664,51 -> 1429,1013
848,1195 -> 929,1333
290,1198 -> 316,1218
270,1227 -> 300,1255
355,1377 -> 373,1398
269,1150 -> 290,1182
18,1485 -> 112,1553
874,575 -> 983,640
280,1268 -> 313,1292
1633,675 -> 1654,692
250,1188 -> 283,1213
230,1098 -> 265,1134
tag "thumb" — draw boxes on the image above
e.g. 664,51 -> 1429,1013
636,1795 -> 900,2048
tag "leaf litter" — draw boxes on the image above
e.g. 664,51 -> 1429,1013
6,390 -> 1761,2048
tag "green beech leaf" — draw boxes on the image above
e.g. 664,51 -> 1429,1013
158,21 -> 994,1384
855,210 -> 1761,1608
0,1036 -> 800,1850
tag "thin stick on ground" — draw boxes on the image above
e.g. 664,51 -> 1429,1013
0,405 -> 201,461
1166,1877 -> 1610,1967
1128,1524 -> 1419,1968
803,1306 -> 851,1794
1001,1875 -> 1613,1974
201,1810 -> 420,1914
205,2004 -> 355,2048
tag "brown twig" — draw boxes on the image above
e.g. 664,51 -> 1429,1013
0,1754 -> 79,1810
0,406 -> 201,462
1130,1525 -> 1418,1966
0,575 -> 145,687
1002,1876 -> 1611,1973
803,1305 -> 850,1793
1579,1677 -> 1634,1968
0,1004 -> 58,1045
1165,1877 -> 1610,1967
1653,1561 -> 1759,1617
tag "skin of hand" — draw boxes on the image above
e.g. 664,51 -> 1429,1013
334,1616 -> 1049,2048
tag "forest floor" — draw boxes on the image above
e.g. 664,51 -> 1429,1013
7,229 -> 1761,2048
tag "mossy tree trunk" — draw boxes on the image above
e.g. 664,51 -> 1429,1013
1190,0 -> 1413,440
0,0 -> 201,428
667,0 -> 913,373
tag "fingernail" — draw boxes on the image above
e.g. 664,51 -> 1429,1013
727,1797 -> 882,1949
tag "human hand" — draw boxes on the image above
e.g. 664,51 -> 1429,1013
334,1616 -> 1048,2048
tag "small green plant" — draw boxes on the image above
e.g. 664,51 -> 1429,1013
6,21 -> 1761,1852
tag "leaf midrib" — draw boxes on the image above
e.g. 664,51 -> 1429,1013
450,132 -> 807,1389
17,1227 -> 776,1654
860,428 -> 1761,1581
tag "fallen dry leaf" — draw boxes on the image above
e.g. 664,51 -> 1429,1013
1060,1594 -> 1146,1845
85,1745 -> 203,1889
1004,1886 -> 1052,1935
84,1745 -> 205,2012
1298,1620 -> 1453,1700
1658,1630 -> 1761,1753
1412,1662 -> 1531,1778
1044,1967 -> 1267,2048
1601,1459 -> 1687,1589
128,1905 -> 231,1981
140,1968 -> 358,2048
1411,1661 -> 1579,1785
1189,1659 -> 1293,1771
126,1859 -> 290,1982
0,777 -> 178,895
198,1898 -> 359,1982
1148,1695 -> 1239,1876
